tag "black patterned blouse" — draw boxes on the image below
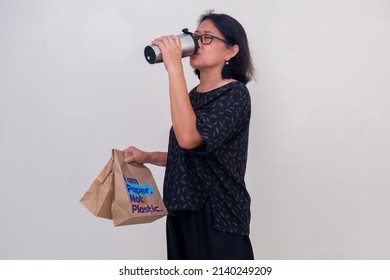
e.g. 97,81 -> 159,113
163,81 -> 251,236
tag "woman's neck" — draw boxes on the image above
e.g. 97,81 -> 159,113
197,71 -> 235,93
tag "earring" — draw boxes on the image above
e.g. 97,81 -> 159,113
225,61 -> 229,65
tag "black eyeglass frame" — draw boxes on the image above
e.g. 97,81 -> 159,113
195,33 -> 231,45
183,29 -> 231,46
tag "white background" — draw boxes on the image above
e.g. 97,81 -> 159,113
0,0 -> 389,259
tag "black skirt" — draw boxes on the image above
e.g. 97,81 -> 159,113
166,200 -> 254,260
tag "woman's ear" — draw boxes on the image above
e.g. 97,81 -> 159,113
226,44 -> 240,61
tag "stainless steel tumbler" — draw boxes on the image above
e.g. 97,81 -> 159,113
144,28 -> 199,64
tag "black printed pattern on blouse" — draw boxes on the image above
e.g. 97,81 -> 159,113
163,81 -> 251,236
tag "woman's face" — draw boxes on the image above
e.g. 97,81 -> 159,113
190,19 -> 231,73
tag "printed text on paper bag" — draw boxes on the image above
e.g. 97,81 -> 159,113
123,176 -> 163,213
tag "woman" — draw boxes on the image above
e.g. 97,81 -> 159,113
124,11 -> 255,260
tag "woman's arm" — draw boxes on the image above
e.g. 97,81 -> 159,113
123,146 -> 167,167
152,35 -> 205,149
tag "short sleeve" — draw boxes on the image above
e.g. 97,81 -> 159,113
194,83 -> 251,154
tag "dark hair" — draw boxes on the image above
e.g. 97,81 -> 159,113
194,11 -> 255,84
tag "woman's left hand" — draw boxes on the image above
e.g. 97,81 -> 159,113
152,35 -> 183,73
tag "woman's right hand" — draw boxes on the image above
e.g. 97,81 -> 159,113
123,146 -> 150,164
123,146 -> 168,167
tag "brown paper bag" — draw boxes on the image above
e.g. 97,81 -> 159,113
111,149 -> 168,226
80,158 -> 114,219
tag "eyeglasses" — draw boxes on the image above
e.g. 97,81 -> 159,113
193,33 -> 231,45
